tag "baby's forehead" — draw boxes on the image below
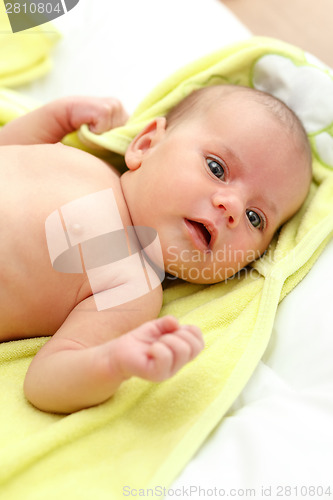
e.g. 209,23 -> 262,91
202,90 -> 310,194
189,89 -> 277,131
192,89 -> 284,134
198,88 -> 311,163
194,85 -> 261,108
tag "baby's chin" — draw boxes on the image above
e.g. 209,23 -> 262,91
164,264 -> 234,285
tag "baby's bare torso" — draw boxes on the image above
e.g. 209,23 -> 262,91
0,143 -> 131,341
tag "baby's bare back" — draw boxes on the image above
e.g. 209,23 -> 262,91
0,143 -> 129,341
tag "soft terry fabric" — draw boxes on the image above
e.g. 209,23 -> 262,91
1,33 -> 333,499
0,10 -> 59,88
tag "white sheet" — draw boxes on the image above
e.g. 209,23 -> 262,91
172,238 -> 333,499
20,0 -> 250,111
18,1 -> 333,498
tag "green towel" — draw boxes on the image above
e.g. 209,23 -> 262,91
0,29 -> 333,499
0,7 -> 60,88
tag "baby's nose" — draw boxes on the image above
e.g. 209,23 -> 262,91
212,191 -> 243,228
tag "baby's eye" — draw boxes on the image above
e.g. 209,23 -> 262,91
206,158 -> 225,180
246,209 -> 263,229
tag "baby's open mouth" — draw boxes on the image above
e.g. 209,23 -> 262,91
185,219 -> 212,249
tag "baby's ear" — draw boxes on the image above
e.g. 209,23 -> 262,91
125,117 -> 166,170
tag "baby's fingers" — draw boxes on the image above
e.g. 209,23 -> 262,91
149,325 -> 204,378
89,98 -> 129,133
182,324 -> 205,352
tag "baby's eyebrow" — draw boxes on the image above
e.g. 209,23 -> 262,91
217,143 -> 279,223
221,145 -> 244,168
222,145 -> 278,214
265,198 -> 278,217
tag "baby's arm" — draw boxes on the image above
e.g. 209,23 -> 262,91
24,288 -> 204,414
0,96 -> 128,145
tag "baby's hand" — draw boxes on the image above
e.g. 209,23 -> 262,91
112,316 -> 204,383
0,95 -> 129,146
66,96 -> 129,134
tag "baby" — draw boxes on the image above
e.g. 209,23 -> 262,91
0,85 -> 312,413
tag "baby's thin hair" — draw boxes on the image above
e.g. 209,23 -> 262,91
165,85 -> 312,171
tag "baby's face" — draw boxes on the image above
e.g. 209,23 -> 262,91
122,95 -> 311,283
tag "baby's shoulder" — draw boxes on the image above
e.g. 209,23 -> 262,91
39,143 -> 130,222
